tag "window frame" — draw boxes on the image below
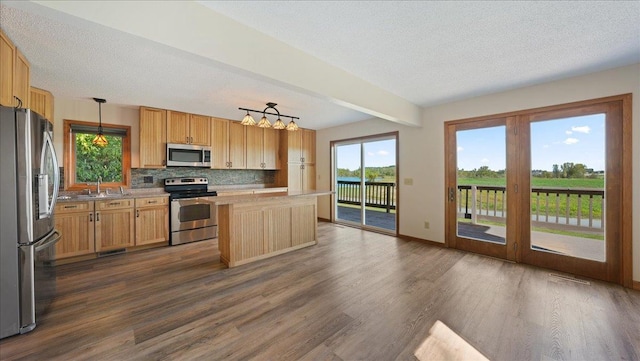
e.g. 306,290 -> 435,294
63,119 -> 131,191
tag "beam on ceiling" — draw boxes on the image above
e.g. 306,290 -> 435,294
32,0 -> 422,127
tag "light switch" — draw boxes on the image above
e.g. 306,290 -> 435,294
404,178 -> 413,185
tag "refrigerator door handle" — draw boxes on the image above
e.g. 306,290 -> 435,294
38,130 -> 59,219
34,229 -> 61,252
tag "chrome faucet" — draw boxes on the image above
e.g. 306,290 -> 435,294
96,176 -> 102,194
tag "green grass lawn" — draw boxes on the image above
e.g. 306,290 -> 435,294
457,177 -> 604,189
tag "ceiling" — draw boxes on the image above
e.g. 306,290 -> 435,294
1,1 -> 638,130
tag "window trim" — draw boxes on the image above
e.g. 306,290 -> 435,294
63,119 -> 131,191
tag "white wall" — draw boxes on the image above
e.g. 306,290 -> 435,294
315,63 -> 640,282
52,98 -> 140,167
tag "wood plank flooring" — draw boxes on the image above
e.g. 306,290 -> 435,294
1,223 -> 638,360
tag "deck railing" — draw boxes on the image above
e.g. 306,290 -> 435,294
457,185 -> 604,232
337,180 -> 396,212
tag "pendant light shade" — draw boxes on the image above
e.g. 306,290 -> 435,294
92,98 -> 108,147
257,113 -> 272,128
238,102 -> 299,131
272,117 -> 286,130
285,119 -> 299,131
241,111 -> 256,126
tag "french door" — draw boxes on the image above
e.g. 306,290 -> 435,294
445,95 -> 632,284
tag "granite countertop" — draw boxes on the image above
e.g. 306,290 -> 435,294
56,188 -> 169,203
213,190 -> 333,205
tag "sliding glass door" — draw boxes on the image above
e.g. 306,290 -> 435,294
333,133 -> 398,234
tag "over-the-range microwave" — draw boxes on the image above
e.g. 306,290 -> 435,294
166,143 -> 211,167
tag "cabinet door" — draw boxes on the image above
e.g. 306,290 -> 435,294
245,126 -> 264,169
291,202 -> 317,246
139,107 -> 167,168
189,114 -> 211,146
301,129 -> 316,164
30,87 -> 54,122
228,121 -> 246,169
211,117 -> 229,169
95,208 -> 135,251
54,211 -> 95,259
0,30 -> 15,107
14,49 -> 30,108
135,206 -> 168,245
287,163 -> 303,192
233,210 -> 265,259
287,130 -> 304,163
265,206 -> 292,252
302,163 -> 316,191
263,127 -> 279,170
167,110 -> 190,144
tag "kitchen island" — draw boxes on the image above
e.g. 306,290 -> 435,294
215,190 -> 332,267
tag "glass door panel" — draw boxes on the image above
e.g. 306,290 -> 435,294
336,143 -> 362,225
529,114 -> 606,262
363,139 -> 397,231
456,125 -> 507,245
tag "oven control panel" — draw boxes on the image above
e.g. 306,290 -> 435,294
164,177 -> 208,185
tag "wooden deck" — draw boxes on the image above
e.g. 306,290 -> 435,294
337,205 -> 396,231
458,222 -> 605,262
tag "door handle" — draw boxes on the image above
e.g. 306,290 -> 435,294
96,212 -> 100,222
448,188 -> 455,202
136,210 -> 140,218
89,213 -> 93,222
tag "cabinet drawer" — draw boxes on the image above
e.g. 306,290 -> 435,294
96,199 -> 133,210
135,196 -> 168,208
55,201 -> 94,214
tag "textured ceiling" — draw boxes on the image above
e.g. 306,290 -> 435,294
1,1 -> 639,130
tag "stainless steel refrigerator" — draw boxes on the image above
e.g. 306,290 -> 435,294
0,106 -> 61,339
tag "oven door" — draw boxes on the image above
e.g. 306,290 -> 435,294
171,197 -> 217,231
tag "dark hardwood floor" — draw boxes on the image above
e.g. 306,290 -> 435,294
1,223 -> 638,360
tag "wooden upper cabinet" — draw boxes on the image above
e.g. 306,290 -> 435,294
14,49 -> 30,108
0,29 -> 30,108
0,29 -> 16,107
228,121 -> 246,169
210,118 -> 246,169
211,117 -> 229,169
301,129 -> 315,164
246,125 -> 264,169
263,128 -> 279,169
167,110 -> 190,144
189,114 -> 211,146
30,87 -> 54,122
139,107 -> 167,168
167,111 -> 211,146
285,128 -> 315,164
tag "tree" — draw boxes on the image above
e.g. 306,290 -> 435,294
75,134 -> 123,182
552,164 -> 560,178
365,168 -> 379,183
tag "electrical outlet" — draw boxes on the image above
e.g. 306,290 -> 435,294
143,176 -> 153,184
424,221 -> 430,229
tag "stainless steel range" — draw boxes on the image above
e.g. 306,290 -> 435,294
164,177 -> 217,245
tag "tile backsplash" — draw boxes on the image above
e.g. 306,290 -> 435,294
130,168 -> 276,188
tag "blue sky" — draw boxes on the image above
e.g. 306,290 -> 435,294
457,114 -> 605,172
336,139 -> 396,170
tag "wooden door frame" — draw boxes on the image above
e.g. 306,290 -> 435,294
444,94 -> 633,287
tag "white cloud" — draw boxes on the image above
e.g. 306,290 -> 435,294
377,150 -> 389,156
480,158 -> 489,163
571,126 -> 591,134
457,146 -> 464,152
565,130 -> 573,135
563,138 -> 579,145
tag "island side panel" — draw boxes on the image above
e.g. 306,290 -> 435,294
217,195 -> 319,268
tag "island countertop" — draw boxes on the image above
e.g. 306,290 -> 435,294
213,189 -> 333,205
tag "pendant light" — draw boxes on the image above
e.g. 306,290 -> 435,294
92,98 -> 108,147
238,102 -> 299,131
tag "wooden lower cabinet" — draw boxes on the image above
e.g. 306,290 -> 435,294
135,197 -> 169,245
95,199 -> 135,252
54,201 -> 95,259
